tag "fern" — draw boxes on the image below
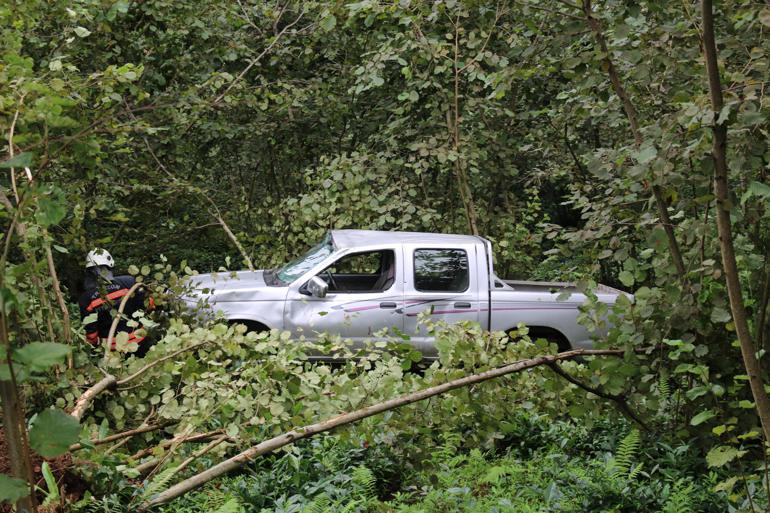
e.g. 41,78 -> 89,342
351,465 -> 377,499
302,493 -> 332,513
212,497 -> 244,513
658,374 -> 671,402
75,494 -> 126,513
662,480 -> 695,513
140,466 -> 179,501
433,431 -> 464,469
608,429 -> 642,480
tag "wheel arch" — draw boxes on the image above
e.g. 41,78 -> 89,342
228,319 -> 271,332
506,325 -> 571,351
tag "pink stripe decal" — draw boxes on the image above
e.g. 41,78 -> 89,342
407,306 -> 576,317
344,305 -> 381,312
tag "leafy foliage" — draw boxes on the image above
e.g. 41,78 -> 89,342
0,0 -> 769,510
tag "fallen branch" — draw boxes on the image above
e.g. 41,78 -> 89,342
136,435 -> 229,481
69,422 -> 173,452
70,375 -> 118,421
139,347 -> 650,509
70,340 -> 213,421
130,430 -> 226,460
116,340 -> 212,386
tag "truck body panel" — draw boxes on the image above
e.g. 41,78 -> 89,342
185,230 -> 627,357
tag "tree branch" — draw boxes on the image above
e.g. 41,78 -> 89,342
105,281 -> 144,352
130,430 -> 226,460
211,10 -> 305,106
69,422 -> 173,452
547,362 -> 649,430
70,375 -> 118,421
70,340 -> 214,421
116,340 -> 212,387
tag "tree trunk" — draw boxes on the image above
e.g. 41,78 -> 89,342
452,17 -> 480,236
0,347 -> 36,512
582,0 -> 687,279
700,0 -> 770,442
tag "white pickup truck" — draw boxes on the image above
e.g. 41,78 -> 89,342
189,230 -> 626,356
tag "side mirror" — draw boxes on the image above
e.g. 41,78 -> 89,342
306,276 -> 329,298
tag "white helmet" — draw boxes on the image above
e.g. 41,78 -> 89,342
85,248 -> 115,269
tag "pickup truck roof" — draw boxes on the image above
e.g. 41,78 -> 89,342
330,229 -> 483,249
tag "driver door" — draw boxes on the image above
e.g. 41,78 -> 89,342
284,248 -> 404,341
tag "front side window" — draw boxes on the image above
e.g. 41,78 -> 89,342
413,249 -> 469,292
321,250 -> 396,293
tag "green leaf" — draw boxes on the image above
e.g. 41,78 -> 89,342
320,15 -> 337,32
690,409 -> 715,426
74,26 -> 91,37
634,146 -> 657,164
618,271 -> 634,287
741,181 -> 770,205
706,446 -> 747,468
13,343 -> 71,372
35,197 -> 67,227
710,307 -> 732,324
760,8 -> 770,27
0,474 -> 30,504
29,408 -> 80,458
0,152 -> 32,169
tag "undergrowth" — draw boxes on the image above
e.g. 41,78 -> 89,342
157,412 -> 726,513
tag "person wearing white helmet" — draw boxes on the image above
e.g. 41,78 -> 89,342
78,248 -> 154,355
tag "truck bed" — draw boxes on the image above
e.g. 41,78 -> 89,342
500,280 -> 625,296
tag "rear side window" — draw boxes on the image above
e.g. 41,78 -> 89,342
413,249 -> 469,292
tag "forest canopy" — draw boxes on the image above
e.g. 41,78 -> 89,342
1,0 -> 769,511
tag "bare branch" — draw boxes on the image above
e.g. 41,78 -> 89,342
130,430 -> 226,460
105,281 -> 144,352
69,422 -> 173,452
45,244 -> 72,353
212,9 -> 305,107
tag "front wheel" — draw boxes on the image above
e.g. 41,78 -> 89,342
228,319 -> 269,333
506,326 -> 571,353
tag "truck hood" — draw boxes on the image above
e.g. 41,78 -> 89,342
187,270 -> 286,303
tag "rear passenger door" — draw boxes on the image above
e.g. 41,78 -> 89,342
402,247 -> 479,355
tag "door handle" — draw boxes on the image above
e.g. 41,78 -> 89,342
454,302 -> 471,309
380,302 -> 397,309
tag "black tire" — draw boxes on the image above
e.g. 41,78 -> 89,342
228,319 -> 269,333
